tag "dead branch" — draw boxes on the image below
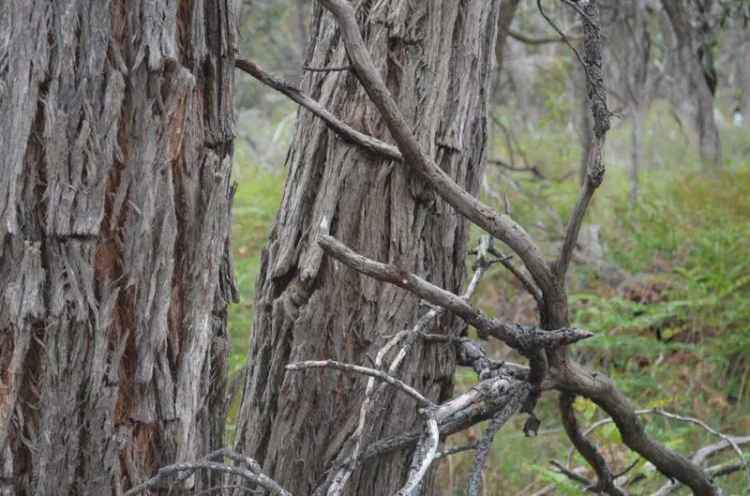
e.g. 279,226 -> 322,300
234,58 -> 401,162
396,411 -> 440,496
124,449 -> 290,496
318,233 -> 592,354
285,360 -> 433,408
559,393 -> 625,496
553,0 -> 611,280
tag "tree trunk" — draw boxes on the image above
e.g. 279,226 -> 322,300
630,105 -> 644,207
233,2 -> 501,495
661,0 -> 722,167
0,2 -> 236,494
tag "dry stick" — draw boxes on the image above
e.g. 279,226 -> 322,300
559,393 -> 625,496
124,449 -> 291,496
325,330 -> 411,496
318,0 -> 557,298
285,360 -> 432,408
396,412 -> 440,496
318,233 -> 593,354
467,393 -> 529,496
509,29 -> 583,45
234,58 -> 401,162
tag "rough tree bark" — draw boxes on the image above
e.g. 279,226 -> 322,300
661,0 -> 722,167
0,2 -> 236,494
234,2 -> 501,494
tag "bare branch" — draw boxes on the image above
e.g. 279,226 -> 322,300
553,0 -> 611,279
559,393 -> 626,496
318,234 -> 593,354
318,0 -> 557,297
234,58 -> 401,162
467,401 -> 525,496
302,65 -> 351,73
285,360 -> 432,408
124,449 -> 291,496
509,29 -> 583,45
557,363 -> 722,495
396,412 -> 439,496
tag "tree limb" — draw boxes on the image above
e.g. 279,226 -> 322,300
234,58 -> 401,162
318,233 -> 593,354
559,393 -> 625,496
318,0 -> 557,297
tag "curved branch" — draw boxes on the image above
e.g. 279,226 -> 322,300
318,0 -> 556,297
318,234 -> 592,354
557,361 -> 720,495
285,360 -> 432,408
234,58 -> 401,161
559,393 -> 625,496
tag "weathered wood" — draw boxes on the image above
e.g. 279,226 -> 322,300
233,2 -> 502,494
0,1 -> 237,494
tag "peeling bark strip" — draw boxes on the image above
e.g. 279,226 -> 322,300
0,1 -> 237,494
233,2 -> 502,494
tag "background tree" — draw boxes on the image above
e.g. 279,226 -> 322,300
661,0 -> 723,167
0,2 -> 236,494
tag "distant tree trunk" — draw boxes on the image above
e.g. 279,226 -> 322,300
630,105 -> 644,206
734,26 -> 750,120
661,0 -> 722,167
496,0 -> 522,71
233,2 -> 501,495
0,2 -> 236,495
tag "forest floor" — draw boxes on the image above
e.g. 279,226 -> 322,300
227,102 -> 750,494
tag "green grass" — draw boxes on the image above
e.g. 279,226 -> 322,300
227,152 -> 285,373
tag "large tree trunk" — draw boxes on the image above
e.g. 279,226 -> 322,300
661,0 -> 722,167
0,2 -> 236,494
234,2 -> 501,494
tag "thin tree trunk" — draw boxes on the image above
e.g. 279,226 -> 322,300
0,2 -> 237,494
233,2 -> 501,495
661,0 -> 722,168
630,105 -> 644,207
496,0 -> 522,70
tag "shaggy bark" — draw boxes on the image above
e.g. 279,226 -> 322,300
233,2 -> 501,495
0,1 -> 236,494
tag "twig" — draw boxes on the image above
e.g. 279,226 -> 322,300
550,459 -> 593,486
436,442 -> 479,460
302,65 -> 351,72
509,29 -> 583,45
467,402 -> 523,496
286,360 -> 432,407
